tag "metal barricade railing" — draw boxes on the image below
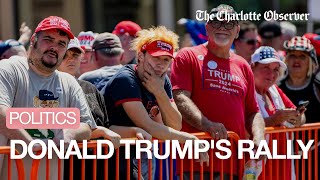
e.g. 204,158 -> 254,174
28,132 -> 242,180
13,123 -> 320,180
0,146 -> 25,180
261,123 -> 320,180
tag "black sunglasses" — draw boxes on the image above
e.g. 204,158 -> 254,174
240,38 -> 258,45
209,20 -> 238,30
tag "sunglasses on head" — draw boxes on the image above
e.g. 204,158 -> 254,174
209,20 -> 238,30
240,38 -> 258,45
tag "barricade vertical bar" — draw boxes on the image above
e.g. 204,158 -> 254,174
190,159 -> 193,180
315,129 -> 318,180
104,147 -> 108,180
93,148 -> 97,180
283,132 -> 286,180
81,159 -> 85,180
220,158 -> 223,180
170,146 -> 173,180
58,158 -> 61,180
210,148 -> 213,180
269,133 -> 273,180
69,155 -> 74,180
159,143 -> 163,180
230,138 -> 233,180
261,159 -> 265,180
275,133 -> 279,180
308,130 -> 312,180
295,132 -> 299,180
116,149 -> 119,180
302,130 -> 305,180
179,158 -> 183,180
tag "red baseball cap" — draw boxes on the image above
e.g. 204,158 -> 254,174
112,21 -> 141,37
35,16 -> 74,39
141,40 -> 174,58
303,33 -> 320,56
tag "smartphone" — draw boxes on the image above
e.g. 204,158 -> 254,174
296,100 -> 309,112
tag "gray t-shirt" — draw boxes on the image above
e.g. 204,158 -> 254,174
0,56 -> 97,179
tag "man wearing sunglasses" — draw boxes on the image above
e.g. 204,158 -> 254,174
171,4 -> 265,179
234,21 -> 260,63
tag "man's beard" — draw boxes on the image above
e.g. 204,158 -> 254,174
30,45 -> 62,74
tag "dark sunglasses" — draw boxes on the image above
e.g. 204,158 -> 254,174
209,20 -> 238,30
240,38 -> 258,45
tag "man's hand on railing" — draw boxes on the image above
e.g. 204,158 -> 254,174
134,127 -> 152,141
91,126 -> 121,149
207,122 -> 228,140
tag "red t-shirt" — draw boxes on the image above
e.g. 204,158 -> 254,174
171,44 -> 259,175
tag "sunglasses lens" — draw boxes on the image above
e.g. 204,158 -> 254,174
247,40 -> 256,45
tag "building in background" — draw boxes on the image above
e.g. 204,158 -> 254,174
0,0 -> 318,42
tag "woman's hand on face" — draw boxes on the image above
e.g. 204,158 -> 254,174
271,108 -> 300,125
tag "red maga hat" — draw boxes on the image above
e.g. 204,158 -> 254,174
141,40 -> 174,58
112,21 -> 141,37
35,16 -> 74,39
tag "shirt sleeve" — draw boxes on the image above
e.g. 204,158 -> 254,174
170,48 -> 193,92
0,65 -> 16,107
69,78 -> 97,129
95,88 -> 110,128
276,85 -> 296,109
109,72 -> 142,107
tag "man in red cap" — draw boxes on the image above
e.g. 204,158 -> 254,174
104,26 -> 208,180
0,16 -> 96,179
113,20 -> 141,64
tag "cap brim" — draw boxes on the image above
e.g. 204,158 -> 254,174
147,50 -> 174,59
258,58 -> 287,69
39,26 -> 74,39
68,45 -> 85,53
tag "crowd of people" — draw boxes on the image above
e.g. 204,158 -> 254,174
0,3 -> 319,180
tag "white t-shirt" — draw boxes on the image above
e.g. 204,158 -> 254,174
0,56 -> 97,179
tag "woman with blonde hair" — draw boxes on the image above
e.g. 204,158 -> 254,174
278,36 -> 320,123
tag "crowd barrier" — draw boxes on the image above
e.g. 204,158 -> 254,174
0,146 -> 25,180
0,123 -> 319,180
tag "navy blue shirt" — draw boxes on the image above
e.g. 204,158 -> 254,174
105,64 -> 173,127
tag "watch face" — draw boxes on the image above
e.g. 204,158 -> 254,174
149,105 -> 160,118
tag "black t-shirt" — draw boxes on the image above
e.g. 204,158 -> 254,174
104,64 -> 173,127
78,79 -> 109,127
103,64 -> 173,180
278,75 -> 320,123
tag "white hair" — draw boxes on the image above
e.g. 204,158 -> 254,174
280,21 -> 297,38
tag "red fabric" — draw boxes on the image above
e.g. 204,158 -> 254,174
112,21 -> 141,36
141,40 -> 174,58
171,44 -> 259,175
261,85 -> 296,180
